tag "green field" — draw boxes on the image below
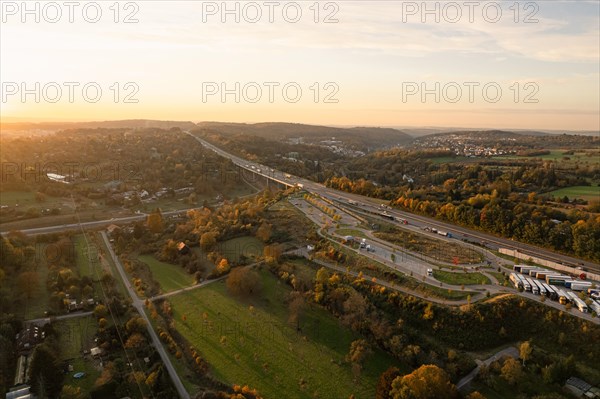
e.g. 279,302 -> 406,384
20,256 -> 50,320
138,255 -> 194,293
433,270 -> 491,286
168,270 -> 400,399
75,235 -> 94,278
218,236 -> 265,263
546,186 -> 599,202
55,316 -> 101,393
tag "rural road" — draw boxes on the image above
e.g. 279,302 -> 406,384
100,231 -> 191,399
25,311 -> 94,326
456,346 -> 519,390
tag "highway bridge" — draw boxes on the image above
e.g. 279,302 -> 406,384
185,132 -> 600,277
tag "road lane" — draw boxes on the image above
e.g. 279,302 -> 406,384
100,231 -> 190,399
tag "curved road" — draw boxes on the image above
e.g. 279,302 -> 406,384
186,132 -> 599,274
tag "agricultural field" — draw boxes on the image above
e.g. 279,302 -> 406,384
546,186 -> 599,202
168,269 -> 401,399
54,315 -> 101,393
138,255 -> 194,293
433,270 -> 491,286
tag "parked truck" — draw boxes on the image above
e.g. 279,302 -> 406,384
570,281 -> 592,291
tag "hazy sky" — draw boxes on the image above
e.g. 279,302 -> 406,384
1,1 -> 599,130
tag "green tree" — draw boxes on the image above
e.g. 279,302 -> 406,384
17,271 -> 39,299
29,344 -> 64,398
94,304 -> 108,319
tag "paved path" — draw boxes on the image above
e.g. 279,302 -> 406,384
457,346 -> 519,390
100,231 -> 190,399
25,311 -> 94,326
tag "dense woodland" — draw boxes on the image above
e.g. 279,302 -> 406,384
325,151 -> 600,262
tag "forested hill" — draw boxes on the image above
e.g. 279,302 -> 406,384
195,122 -> 413,150
1,119 -> 197,133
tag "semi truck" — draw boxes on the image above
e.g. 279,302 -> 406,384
532,279 -> 546,296
509,273 -> 522,289
436,230 -> 453,238
555,288 -> 569,305
527,278 -> 539,294
542,283 -> 558,300
546,275 -> 569,286
589,300 -> 600,316
568,281 -> 592,291
566,292 -> 588,313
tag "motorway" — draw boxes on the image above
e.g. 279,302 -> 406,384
185,132 -> 600,275
100,231 -> 191,399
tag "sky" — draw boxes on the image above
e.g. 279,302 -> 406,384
1,0 -> 599,130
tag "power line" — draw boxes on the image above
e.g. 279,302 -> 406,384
70,194 -> 156,399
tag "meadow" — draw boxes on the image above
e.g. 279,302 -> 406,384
168,269 -> 401,399
138,255 -> 194,293
547,186 -> 599,202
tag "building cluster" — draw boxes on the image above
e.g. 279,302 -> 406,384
412,134 -> 517,157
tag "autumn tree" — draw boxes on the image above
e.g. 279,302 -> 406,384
125,332 -> 146,350
263,244 -> 283,263
200,231 -> 218,250
216,258 -> 231,275
226,267 -> 261,297
390,364 -> 458,399
125,316 -> 147,334
256,222 -> 272,242
376,366 -> 402,399
500,357 -> 523,385
347,339 -> 372,378
466,392 -> 487,399
519,341 -> 533,366
94,304 -> 108,319
147,208 -> 164,233
60,385 -> 85,399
